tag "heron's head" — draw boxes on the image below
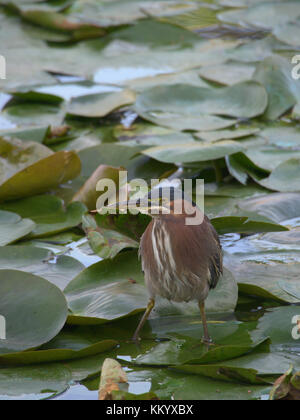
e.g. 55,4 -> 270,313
101,187 -> 197,218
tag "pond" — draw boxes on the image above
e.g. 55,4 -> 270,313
0,0 -> 300,401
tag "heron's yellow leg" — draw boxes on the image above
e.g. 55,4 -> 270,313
199,301 -> 213,345
132,299 -> 155,342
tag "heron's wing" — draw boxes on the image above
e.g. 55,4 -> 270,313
166,214 -> 223,290
207,222 -> 223,289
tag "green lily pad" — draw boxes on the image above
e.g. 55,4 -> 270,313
251,306 -> 300,348
67,90 -> 136,118
198,63 -> 256,86
83,214 -> 139,260
0,364 -> 71,400
0,150 -> 81,202
141,141 -> 244,164
18,8 -> 105,38
226,259 -> 300,303
174,349 -> 299,385
134,327 -> 269,366
237,193 -> 300,224
0,328 -> 117,366
0,270 -> 68,354
127,69 -> 210,92
0,136 -> 52,182
0,195 -> 87,238
226,152 -> 269,185
0,126 -> 49,143
253,56 -> 299,120
260,123 -> 300,148
9,89 -> 63,105
259,159 -> 300,193
1,103 -> 65,128
137,113 -> 238,132
110,19 -> 200,47
245,145 -> 300,172
274,22 -> 300,47
94,212 -> 151,242
196,128 -> 260,143
65,251 -> 147,325
70,0 -> 199,27
135,82 -> 268,120
0,246 -> 84,290
218,2 -> 300,30
211,216 -> 288,235
0,210 -> 35,245
78,144 -> 175,184
126,367 -> 270,400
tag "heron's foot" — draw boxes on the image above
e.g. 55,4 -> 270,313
201,336 -> 215,346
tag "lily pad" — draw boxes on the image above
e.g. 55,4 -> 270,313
83,214 -> 139,260
259,159 -> 300,193
196,128 -> 260,143
134,327 -> 269,366
211,216 -> 288,235
198,63 -> 256,86
67,90 -> 136,118
253,56 -> 299,120
141,141 -> 245,164
0,270 -> 68,354
0,364 -> 71,400
0,151 -> 81,202
0,136 -> 52,183
0,125 -> 49,143
70,0 -> 199,26
218,2 -> 300,30
135,82 -> 268,120
246,145 -> 300,172
0,246 -> 84,290
110,19 -> 200,47
0,210 -> 35,245
0,327 -> 117,366
65,251 -> 148,325
136,113 -> 238,132
226,259 -> 300,303
0,195 -> 87,238
274,22 -> 300,47
126,368 -> 270,400
78,144 -> 175,183
260,124 -> 300,148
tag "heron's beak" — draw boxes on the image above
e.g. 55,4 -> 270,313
97,198 -> 170,215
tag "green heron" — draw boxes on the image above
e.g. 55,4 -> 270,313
113,187 -> 223,344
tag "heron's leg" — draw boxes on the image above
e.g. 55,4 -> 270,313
132,298 -> 155,342
199,301 -> 213,344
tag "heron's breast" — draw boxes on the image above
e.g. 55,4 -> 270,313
143,220 -> 209,302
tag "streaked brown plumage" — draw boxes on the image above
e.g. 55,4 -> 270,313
131,188 -> 223,343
